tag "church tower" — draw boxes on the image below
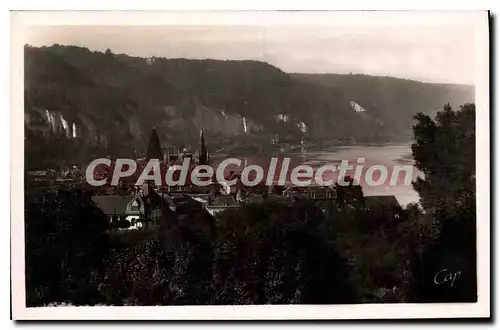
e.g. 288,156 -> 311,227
146,127 -> 163,161
199,128 -> 209,165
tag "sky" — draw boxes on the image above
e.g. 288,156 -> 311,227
26,25 -> 476,85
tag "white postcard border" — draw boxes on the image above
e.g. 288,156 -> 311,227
10,10 -> 490,320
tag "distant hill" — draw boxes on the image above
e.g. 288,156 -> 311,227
291,73 -> 474,137
24,44 -> 474,169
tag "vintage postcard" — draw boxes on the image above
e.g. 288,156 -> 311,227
11,10 -> 490,320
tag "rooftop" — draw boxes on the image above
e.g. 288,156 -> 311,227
91,195 -> 134,215
210,195 -> 239,207
364,195 -> 400,209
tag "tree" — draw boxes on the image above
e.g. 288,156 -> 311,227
199,128 -> 209,165
25,189 -> 110,306
146,128 -> 163,161
412,103 -> 475,217
212,199 -> 355,304
411,103 -> 476,302
97,209 -> 215,305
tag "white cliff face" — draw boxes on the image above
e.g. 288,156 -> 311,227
242,116 -> 263,134
60,114 -> 70,138
162,104 -> 263,137
349,101 -> 385,126
242,116 -> 248,134
274,114 -> 290,123
41,109 -> 74,138
44,109 -> 57,133
350,101 -> 367,113
297,121 -> 308,133
40,109 -> 71,137
26,108 -> 110,143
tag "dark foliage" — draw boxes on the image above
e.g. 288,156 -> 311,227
212,199 -> 355,304
93,199 -> 355,305
411,103 -> 477,302
329,200 -> 420,303
25,186 -> 420,306
25,189 -> 110,306
96,208 -> 216,305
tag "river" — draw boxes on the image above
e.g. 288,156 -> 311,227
211,144 -> 420,207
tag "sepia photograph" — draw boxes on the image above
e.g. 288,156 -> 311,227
10,10 -> 490,320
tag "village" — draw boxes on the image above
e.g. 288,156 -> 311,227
27,127 -> 401,231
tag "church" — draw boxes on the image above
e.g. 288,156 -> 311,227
91,181 -> 168,230
145,127 -> 209,167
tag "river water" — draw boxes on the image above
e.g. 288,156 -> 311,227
211,144 -> 420,207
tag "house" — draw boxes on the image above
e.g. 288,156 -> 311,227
283,185 -> 337,200
160,193 -> 209,227
162,191 -> 239,218
28,170 -> 48,177
205,195 -> 240,216
186,193 -> 212,208
363,195 -> 401,219
241,192 -> 265,204
219,171 -> 243,195
91,195 -> 141,229
363,195 -> 400,209
187,183 -> 221,195
268,185 -> 287,196
246,183 -> 270,195
91,184 -> 168,230
163,194 -> 204,214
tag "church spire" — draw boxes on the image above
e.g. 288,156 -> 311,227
199,127 -> 209,165
146,127 -> 163,161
